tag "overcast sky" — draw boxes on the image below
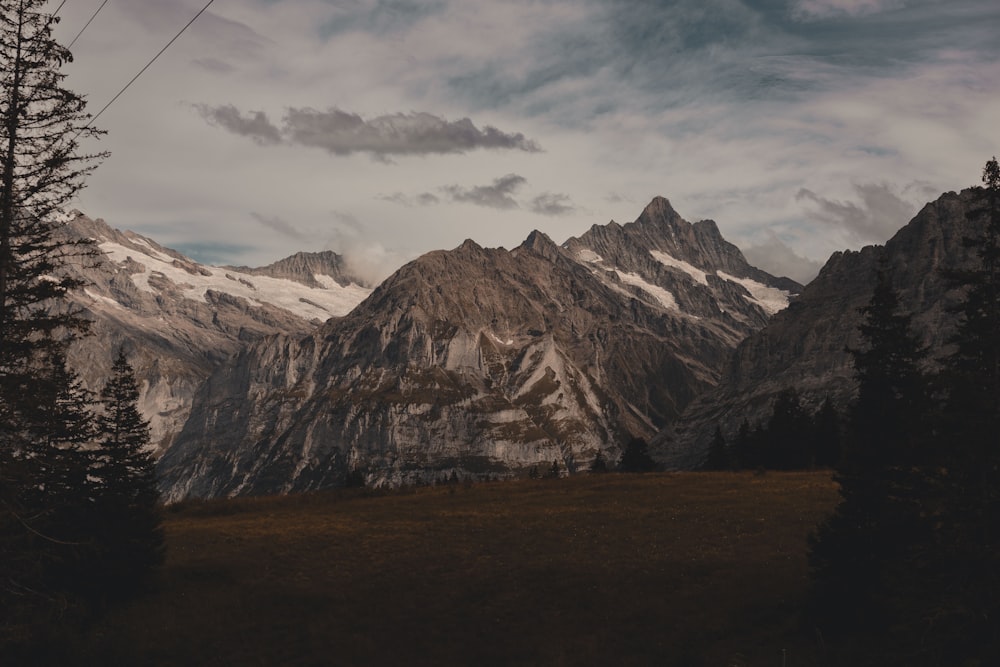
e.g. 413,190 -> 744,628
52,0 -> 999,284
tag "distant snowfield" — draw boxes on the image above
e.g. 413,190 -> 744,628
99,241 -> 371,321
718,271 -> 790,315
649,250 -> 709,286
614,270 -> 679,311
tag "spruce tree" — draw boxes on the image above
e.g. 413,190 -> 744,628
812,397 -> 842,468
619,437 -> 656,472
932,157 -> 1000,659
0,0 -> 106,641
763,388 -> 813,469
92,349 -> 163,599
588,450 -> 608,473
809,261 -> 930,639
733,419 -> 754,469
704,425 -> 729,470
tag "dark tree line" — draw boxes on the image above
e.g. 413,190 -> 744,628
808,158 -> 1000,664
703,391 -> 843,472
0,0 -> 162,654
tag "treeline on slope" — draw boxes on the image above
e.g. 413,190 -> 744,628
344,437 -> 658,488
701,390 -> 843,471
812,159 -> 998,664
0,1 -> 163,659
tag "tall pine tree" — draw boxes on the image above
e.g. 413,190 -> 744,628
0,0 -> 106,642
931,157 -> 1000,660
92,349 -> 163,600
809,260 -> 931,641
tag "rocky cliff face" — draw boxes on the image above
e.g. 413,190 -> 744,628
656,189 -> 983,467
159,198 -> 800,500
59,212 -> 371,453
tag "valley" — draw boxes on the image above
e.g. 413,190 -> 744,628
70,472 -> 838,667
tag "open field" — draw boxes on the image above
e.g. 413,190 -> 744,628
78,472 -> 838,666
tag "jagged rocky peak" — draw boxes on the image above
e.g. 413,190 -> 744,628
227,250 -> 365,289
563,197 -> 801,325
635,195 -> 684,228
519,229 -> 563,260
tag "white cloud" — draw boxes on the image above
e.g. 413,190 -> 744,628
50,0 -> 1000,287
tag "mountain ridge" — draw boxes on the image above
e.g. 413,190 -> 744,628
159,197 -> 799,500
655,188 -> 982,467
58,211 -> 372,453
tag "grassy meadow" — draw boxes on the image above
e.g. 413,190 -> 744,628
77,472 -> 838,666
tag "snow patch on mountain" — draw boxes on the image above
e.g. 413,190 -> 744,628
650,250 -> 709,286
99,240 -> 369,321
488,331 -> 514,346
576,248 -> 603,263
126,237 -> 173,262
614,270 -> 679,311
83,288 -> 125,310
717,271 -> 791,315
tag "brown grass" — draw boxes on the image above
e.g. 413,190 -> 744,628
81,472 -> 838,666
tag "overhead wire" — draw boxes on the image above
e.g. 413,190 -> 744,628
68,0 -> 109,49
79,0 -> 218,134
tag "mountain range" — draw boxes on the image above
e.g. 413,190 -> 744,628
60,186 -> 982,501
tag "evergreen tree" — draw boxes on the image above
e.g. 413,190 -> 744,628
809,261 -> 931,642
619,437 -> 656,472
763,388 -> 813,469
91,349 -> 163,599
704,425 -> 730,470
588,450 -> 608,473
931,157 -> 1000,659
0,0 -> 106,642
733,419 -> 754,469
811,397 -> 842,468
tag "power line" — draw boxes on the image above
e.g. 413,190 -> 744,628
68,0 -> 109,49
80,0 -> 217,133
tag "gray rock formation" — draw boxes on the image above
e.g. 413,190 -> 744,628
58,212 -> 371,454
159,197 -> 800,500
657,189 -> 983,467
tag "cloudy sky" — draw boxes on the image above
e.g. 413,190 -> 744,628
52,0 -> 999,284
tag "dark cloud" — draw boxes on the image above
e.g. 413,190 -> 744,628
442,174 -> 527,210
379,192 -> 440,207
195,104 -> 282,145
742,233 -> 825,284
319,0 -> 447,38
529,192 -> 576,216
250,212 -> 306,240
282,108 -> 541,157
789,0 -> 905,21
195,104 -> 542,158
446,0 -> 1000,127
796,183 -> 916,244
193,57 -> 236,74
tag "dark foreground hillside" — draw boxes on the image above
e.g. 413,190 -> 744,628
77,473 -> 836,666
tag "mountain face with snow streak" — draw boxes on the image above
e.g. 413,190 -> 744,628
159,198 -> 800,500
60,212 -> 371,453
656,189 -> 985,468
